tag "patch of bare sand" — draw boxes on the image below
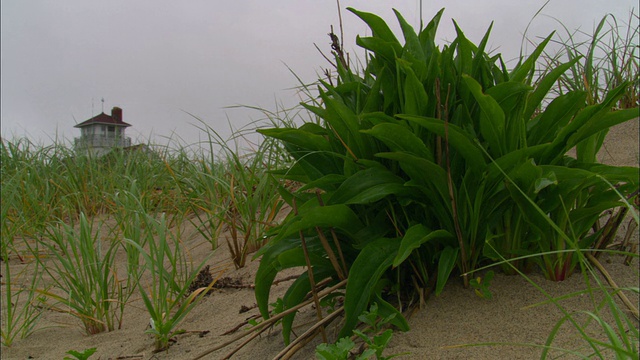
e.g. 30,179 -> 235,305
1,119 -> 638,360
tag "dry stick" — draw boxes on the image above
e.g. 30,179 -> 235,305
221,314 -> 262,336
314,42 -> 338,69
292,198 -> 328,343
217,274 -> 300,291
273,307 -> 345,360
280,335 -> 318,360
437,79 -> 469,288
192,280 -> 347,360
597,189 -> 639,251
593,206 -> 628,257
329,25 -> 348,71
586,253 -> 639,320
316,190 -> 348,278
621,220 -> 638,249
331,127 -> 359,161
335,0 -> 349,70
222,324 -> 271,360
329,227 -> 349,275
315,227 -> 346,280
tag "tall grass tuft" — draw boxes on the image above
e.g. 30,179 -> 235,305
536,10 -> 639,110
124,212 -> 215,352
0,253 -> 46,346
35,213 -> 129,334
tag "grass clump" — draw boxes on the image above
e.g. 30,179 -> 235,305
124,212 -> 215,352
37,213 -> 127,334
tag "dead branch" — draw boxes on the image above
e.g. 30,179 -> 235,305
192,279 -> 347,360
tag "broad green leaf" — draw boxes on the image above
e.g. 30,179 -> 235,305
534,172 -> 557,193
524,58 -> 581,120
485,81 -> 532,115
298,174 -> 346,192
510,33 -> 554,83
569,108 -> 638,150
452,21 -> 473,76
418,8 -> 444,56
402,66 -> 429,116
356,36 -> 401,65
471,22 -> 494,87
362,70 -> 384,113
376,152 -> 450,209
399,114 -> 487,170
340,237 -> 400,338
373,293 -> 410,331
258,128 -> 331,152
436,246 -> 459,296
348,8 -> 399,44
280,204 -> 364,239
393,225 -> 453,267
281,267 -> 334,344
254,236 -> 329,319
284,152 -> 341,182
329,167 -> 406,205
319,90 -> 370,160
573,163 -> 639,184
462,75 -> 505,156
346,183 -> 410,205
393,9 -> 425,63
545,82 -> 630,162
527,91 -> 587,145
362,122 -> 431,159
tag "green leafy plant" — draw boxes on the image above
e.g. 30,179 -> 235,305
315,303 -> 407,360
316,337 -> 362,360
63,347 -> 97,360
470,270 -> 494,299
255,6 -> 638,345
352,303 -> 406,360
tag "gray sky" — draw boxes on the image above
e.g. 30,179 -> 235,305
1,1 -> 637,148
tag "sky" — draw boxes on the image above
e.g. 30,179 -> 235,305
1,1 -> 637,149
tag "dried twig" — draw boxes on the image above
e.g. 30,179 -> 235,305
437,78 -> 469,288
221,314 -> 261,336
316,191 -> 348,277
293,198 -> 328,343
273,307 -> 345,360
329,26 -> 349,70
586,253 -> 639,320
192,280 -> 347,359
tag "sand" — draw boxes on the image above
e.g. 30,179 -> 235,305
1,119 -> 638,360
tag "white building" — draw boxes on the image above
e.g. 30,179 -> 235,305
74,106 -> 132,156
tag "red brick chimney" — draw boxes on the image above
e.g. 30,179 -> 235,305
111,107 -> 123,122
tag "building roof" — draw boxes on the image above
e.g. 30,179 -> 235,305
74,112 -> 132,128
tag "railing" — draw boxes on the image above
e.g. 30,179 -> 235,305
74,135 -> 132,149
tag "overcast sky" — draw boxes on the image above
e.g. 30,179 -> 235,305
1,1 -> 637,149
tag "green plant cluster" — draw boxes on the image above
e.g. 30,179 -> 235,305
255,7 -> 638,341
316,303 -> 406,360
0,128 -> 282,348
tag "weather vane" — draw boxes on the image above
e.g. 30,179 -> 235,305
101,98 -> 105,113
